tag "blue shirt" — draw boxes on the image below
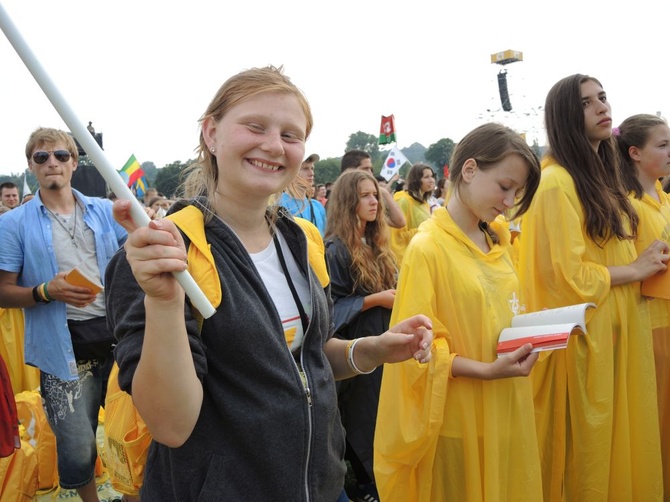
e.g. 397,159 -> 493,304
0,189 -> 127,381
277,193 -> 327,237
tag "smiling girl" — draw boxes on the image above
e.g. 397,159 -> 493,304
104,66 -> 433,502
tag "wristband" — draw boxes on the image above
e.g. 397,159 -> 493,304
346,338 -> 375,375
42,281 -> 54,302
32,285 -> 50,304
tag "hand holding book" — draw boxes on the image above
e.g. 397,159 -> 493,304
64,267 -> 104,295
497,303 -> 596,357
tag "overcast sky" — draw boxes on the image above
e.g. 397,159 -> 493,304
1,0 -> 668,177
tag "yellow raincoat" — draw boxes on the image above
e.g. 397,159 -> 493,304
375,207 -> 542,502
629,181 -> 670,497
0,308 -> 39,393
517,160 -> 663,501
389,191 -> 430,267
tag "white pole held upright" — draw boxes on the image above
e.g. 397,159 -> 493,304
0,3 -> 216,318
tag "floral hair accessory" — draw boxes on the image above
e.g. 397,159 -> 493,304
612,127 -> 621,137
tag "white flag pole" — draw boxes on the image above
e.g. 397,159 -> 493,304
0,3 -> 215,318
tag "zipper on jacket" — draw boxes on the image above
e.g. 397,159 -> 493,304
292,351 -> 313,502
287,221 -> 318,502
297,363 -> 312,406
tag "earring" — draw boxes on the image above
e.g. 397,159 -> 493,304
210,147 -> 216,153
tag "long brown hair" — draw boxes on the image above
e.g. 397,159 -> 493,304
544,74 -> 637,244
325,170 -> 396,293
616,113 -> 668,199
405,163 -> 433,203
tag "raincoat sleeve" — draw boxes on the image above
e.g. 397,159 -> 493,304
390,195 -> 422,264
324,239 -> 363,334
519,167 -> 610,314
374,238 -> 453,502
392,196 -> 418,247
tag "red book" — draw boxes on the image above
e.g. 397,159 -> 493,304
497,303 -> 596,357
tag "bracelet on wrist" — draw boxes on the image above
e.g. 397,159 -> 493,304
346,338 -> 375,375
32,285 -> 50,304
42,281 -> 54,302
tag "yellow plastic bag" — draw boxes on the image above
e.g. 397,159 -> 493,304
14,390 -> 58,493
102,363 -> 150,497
0,434 -> 39,502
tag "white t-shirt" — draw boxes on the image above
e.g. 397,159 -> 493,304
249,231 -> 312,353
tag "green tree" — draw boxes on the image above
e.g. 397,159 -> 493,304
314,159 -> 341,184
142,161 -> 157,186
0,174 -> 20,187
425,138 -> 456,177
345,131 -> 380,162
155,161 -> 189,198
531,139 -> 542,159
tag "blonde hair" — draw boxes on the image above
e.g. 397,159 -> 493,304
180,66 -> 313,221
25,128 -> 79,164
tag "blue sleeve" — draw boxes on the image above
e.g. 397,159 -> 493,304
0,211 -> 25,273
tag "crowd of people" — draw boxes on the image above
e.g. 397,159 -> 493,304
0,66 -> 668,502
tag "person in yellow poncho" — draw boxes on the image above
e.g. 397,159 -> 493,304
389,163 -> 434,267
0,308 -> 40,393
518,75 -> 668,502
375,123 -> 543,502
615,113 -> 670,500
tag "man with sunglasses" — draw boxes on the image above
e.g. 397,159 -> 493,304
0,128 -> 127,502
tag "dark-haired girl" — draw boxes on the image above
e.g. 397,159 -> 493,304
518,75 -> 667,501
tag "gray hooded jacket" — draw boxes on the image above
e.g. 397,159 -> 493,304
105,201 -> 346,501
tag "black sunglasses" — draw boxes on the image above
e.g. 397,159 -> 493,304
32,150 -> 72,164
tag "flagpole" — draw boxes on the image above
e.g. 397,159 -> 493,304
0,3 -> 215,318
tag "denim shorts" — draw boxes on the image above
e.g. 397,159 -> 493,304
40,357 -> 112,489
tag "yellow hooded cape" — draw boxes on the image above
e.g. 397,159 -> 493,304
629,181 -> 670,497
389,190 -> 431,267
375,207 -> 542,502
517,160 -> 663,501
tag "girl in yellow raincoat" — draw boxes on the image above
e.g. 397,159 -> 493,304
615,113 -> 670,499
389,164 -> 434,267
518,75 -> 668,502
375,123 -> 543,502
